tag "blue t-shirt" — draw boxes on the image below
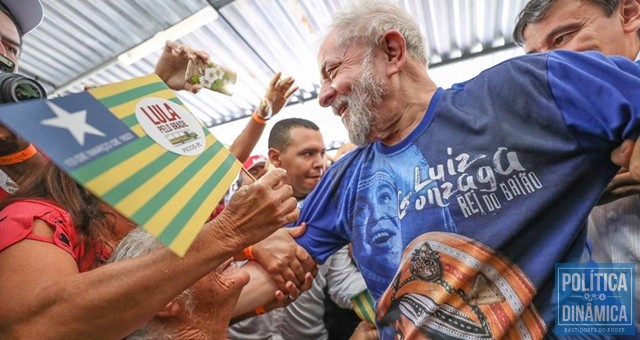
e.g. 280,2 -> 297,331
295,50 -> 640,339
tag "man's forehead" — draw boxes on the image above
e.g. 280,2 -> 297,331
521,19 -> 555,53
280,128 -> 321,152
0,10 -> 20,43
521,1 -> 586,52
291,126 -> 323,139
318,30 -> 340,63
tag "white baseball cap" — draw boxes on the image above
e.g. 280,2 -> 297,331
1,0 -> 44,36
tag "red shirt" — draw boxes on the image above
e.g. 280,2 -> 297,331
0,187 -> 9,201
0,199 -> 109,272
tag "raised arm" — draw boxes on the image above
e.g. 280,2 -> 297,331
228,72 -> 298,162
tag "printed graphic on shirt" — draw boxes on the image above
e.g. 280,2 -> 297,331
348,144 -> 547,302
376,232 -> 547,339
407,147 -> 543,218
349,146 -> 456,300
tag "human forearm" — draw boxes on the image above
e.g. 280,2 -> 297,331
232,261 -> 279,317
0,169 -> 297,339
2,222 -> 239,339
231,261 -> 314,323
228,72 -> 298,162
228,110 -> 267,162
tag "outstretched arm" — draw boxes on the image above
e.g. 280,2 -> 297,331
248,223 -> 318,293
231,261 -> 314,322
0,169 -> 298,339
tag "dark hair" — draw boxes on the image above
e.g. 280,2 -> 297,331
0,162 -> 113,240
268,118 -> 320,151
513,0 -> 621,46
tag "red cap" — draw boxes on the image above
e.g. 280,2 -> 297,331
243,154 -> 266,171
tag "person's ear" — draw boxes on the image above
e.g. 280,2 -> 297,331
380,29 -> 407,76
156,300 -> 182,319
268,148 -> 282,167
620,0 -> 640,34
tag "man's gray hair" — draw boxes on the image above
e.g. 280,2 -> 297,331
513,0 -> 622,46
329,0 -> 428,66
108,228 -> 195,340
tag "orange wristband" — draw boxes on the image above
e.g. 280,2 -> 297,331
0,144 -> 37,165
252,112 -> 268,125
243,245 -> 255,260
255,305 -> 266,315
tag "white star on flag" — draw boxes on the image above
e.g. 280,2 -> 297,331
41,101 -> 105,145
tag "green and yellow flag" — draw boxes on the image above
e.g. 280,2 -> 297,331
351,289 -> 376,324
0,74 -> 241,256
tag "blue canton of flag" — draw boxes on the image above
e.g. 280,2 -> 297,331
0,92 -> 137,172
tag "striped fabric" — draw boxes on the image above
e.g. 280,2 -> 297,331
0,74 -> 240,255
78,74 -> 240,256
351,289 -> 376,324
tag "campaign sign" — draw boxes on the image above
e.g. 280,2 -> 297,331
555,263 -> 635,336
0,74 -> 241,256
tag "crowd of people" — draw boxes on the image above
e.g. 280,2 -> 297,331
0,0 -> 638,339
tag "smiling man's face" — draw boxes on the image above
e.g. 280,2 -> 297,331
270,126 -> 326,199
317,30 -> 391,146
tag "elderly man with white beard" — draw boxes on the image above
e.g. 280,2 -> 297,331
288,0 -> 640,339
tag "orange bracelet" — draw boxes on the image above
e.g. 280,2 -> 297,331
252,112 -> 268,125
243,245 -> 255,260
255,305 -> 266,315
0,144 -> 37,165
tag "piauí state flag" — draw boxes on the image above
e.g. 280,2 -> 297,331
0,74 -> 241,256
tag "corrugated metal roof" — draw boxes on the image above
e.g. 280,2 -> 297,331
19,0 -> 527,130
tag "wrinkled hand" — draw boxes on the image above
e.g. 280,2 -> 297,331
259,72 -> 298,118
154,40 -> 209,93
596,169 -> 640,205
350,321 -> 378,340
252,222 -> 318,291
216,168 -> 299,250
268,272 -> 314,311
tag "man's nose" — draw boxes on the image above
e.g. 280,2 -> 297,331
318,81 -> 335,107
312,154 -> 325,170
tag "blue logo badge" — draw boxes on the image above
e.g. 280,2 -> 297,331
555,263 -> 635,336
